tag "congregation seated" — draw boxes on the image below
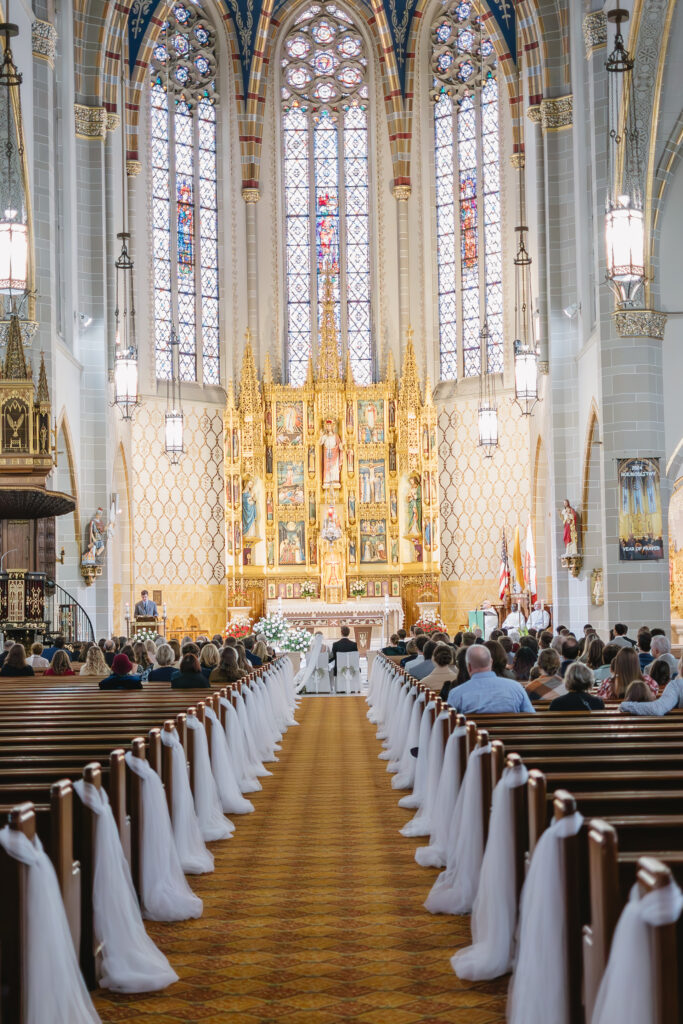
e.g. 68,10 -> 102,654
637,628 -> 654,671
650,634 -> 678,678
99,653 -> 142,690
396,628 -> 408,654
103,638 -> 116,666
510,645 -> 536,683
621,653 -> 683,715
447,644 -> 535,714
209,645 -> 245,684
420,642 -> 456,692
26,641 -> 49,670
41,635 -> 73,662
409,639 -> 437,679
399,639 -> 418,668
253,640 -> 271,664
611,621 -> 635,647
80,645 -> 108,675
0,643 -> 35,677
243,636 -> 262,666
171,652 -> 210,689
483,639 -> 515,681
549,662 -> 604,710
199,643 -> 220,680
559,638 -> 579,677
524,648 -> 565,702
132,643 -> 153,681
147,643 -> 178,681
44,650 -> 75,677
596,646 -> 657,701
403,634 -> 428,672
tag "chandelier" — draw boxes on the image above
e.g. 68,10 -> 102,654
0,20 -> 28,302
512,223 -> 539,414
477,321 -> 498,457
604,8 -> 645,307
164,325 -> 184,464
113,231 -> 140,420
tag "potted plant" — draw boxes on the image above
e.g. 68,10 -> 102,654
300,580 -> 316,600
349,579 -> 366,600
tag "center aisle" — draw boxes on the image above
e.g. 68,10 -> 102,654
94,696 -> 506,1024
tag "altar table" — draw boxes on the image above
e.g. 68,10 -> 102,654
266,598 -> 404,646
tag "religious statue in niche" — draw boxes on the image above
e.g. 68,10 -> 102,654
82,507 -> 113,567
322,536 -> 345,602
406,475 -> 423,536
320,418 -> 343,487
560,499 -> 580,556
266,446 -> 273,476
242,478 -> 257,538
359,460 -> 386,503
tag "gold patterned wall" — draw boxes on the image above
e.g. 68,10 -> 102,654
130,402 -> 227,636
437,397 -> 530,631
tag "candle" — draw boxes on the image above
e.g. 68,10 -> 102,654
125,603 -> 130,617
163,603 -> 167,617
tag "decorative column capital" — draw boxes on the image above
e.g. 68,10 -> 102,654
32,19 -> 58,68
242,188 -> 261,203
613,309 -> 668,340
583,11 -> 607,59
509,152 -> 525,169
106,111 -> 121,132
74,104 -> 107,140
392,184 -> 412,201
526,105 -> 542,124
126,159 -> 142,177
539,95 -> 573,132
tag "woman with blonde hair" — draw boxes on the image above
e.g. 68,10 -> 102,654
80,645 -> 108,675
199,642 -> 219,680
132,642 -> 153,682
144,638 -> 157,663
235,642 -> 251,674
597,645 -> 657,700
209,645 -> 246,684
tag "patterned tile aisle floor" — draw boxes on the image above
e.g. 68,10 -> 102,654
94,697 -> 507,1024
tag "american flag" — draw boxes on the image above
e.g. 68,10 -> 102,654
499,531 -> 511,601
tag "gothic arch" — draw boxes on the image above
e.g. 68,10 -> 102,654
55,408 -> 81,550
581,401 -> 601,552
111,443 -> 134,624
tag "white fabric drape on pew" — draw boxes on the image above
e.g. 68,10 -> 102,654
401,708 -> 450,837
507,811 -> 583,1024
204,706 -> 255,815
124,752 -> 203,921
0,826 -> 102,1024
219,696 -> 262,792
294,634 -> 322,694
451,762 -> 528,979
385,683 -> 412,769
234,690 -> 271,777
424,742 -> 492,915
159,727 -> 214,874
398,699 -> 436,810
591,880 -> 683,1024
185,716 -> 234,841
392,690 -> 424,790
415,724 -> 467,868
73,780 -> 178,993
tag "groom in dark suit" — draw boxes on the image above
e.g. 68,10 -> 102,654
329,626 -> 358,674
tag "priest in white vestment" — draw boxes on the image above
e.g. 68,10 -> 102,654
502,603 -> 526,631
527,601 -> 550,632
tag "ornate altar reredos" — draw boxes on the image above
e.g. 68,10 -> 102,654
224,276 -> 440,612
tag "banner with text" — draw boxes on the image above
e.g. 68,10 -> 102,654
618,457 -> 664,560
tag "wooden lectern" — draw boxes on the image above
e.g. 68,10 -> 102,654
352,625 -> 372,656
133,615 -> 159,636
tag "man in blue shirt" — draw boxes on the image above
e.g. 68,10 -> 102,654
41,636 -> 73,662
447,644 -> 535,714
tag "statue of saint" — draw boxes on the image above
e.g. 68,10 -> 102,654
322,537 -> 345,601
406,475 -> 422,535
560,499 -> 579,556
83,507 -> 113,567
242,478 -> 257,537
320,419 -> 343,487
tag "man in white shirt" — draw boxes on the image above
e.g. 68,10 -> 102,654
481,600 -> 499,640
26,643 -> 49,670
611,622 -> 635,648
528,601 -> 550,632
502,602 -> 526,631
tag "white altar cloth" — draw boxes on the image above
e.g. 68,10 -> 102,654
266,598 -> 404,643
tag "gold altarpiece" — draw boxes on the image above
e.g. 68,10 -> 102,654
223,281 -> 440,618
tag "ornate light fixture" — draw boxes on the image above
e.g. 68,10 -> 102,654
164,325 -> 183,464
477,321 -> 498,457
604,8 -> 645,307
512,228 -> 539,414
0,20 -> 28,301
113,231 -> 139,420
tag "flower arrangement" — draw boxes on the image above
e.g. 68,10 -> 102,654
131,628 -> 160,645
225,616 -> 252,640
413,609 -> 447,633
253,612 -> 290,646
281,627 -> 313,652
349,579 -> 367,598
300,579 -> 316,599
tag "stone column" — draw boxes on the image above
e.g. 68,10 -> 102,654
392,184 -> 411,342
242,188 -> 260,347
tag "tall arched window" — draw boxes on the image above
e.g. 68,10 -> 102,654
431,2 -> 502,380
150,2 -> 220,385
281,3 -> 372,386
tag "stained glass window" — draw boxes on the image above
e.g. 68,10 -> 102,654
431,1 -> 502,380
150,2 -> 219,385
281,3 -> 373,387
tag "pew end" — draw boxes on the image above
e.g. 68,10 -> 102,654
108,749 -> 130,865
0,803 -> 36,1022
637,858 -> 680,1024
161,720 -> 176,816
49,779 -> 80,957
583,819 -> 620,1022
127,737 -> 147,899
74,765 -> 102,988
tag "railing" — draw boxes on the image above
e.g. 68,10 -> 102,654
44,578 -> 95,644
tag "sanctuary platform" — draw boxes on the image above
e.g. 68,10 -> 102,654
265,597 -> 404,644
